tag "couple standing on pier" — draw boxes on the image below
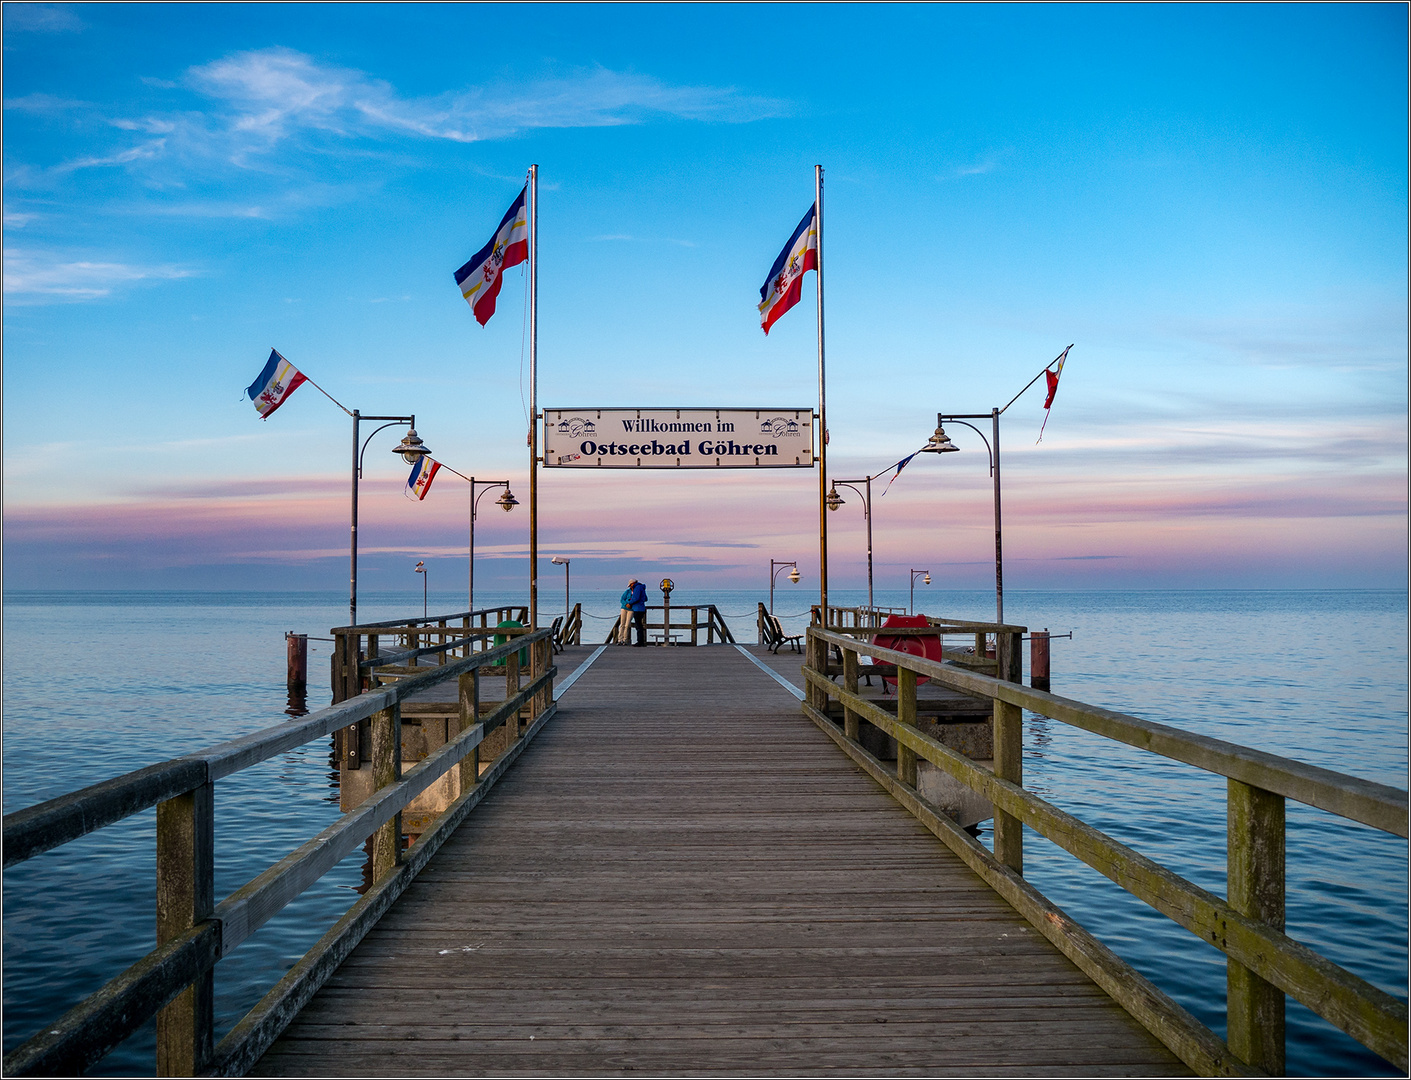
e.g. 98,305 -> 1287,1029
616,577 -> 648,646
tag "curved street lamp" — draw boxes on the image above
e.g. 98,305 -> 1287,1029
414,560 -> 428,619
910,568 -> 931,615
350,412 -> 430,626
921,412 -> 1002,622
550,556 -> 571,621
826,465 -> 893,615
920,345 -> 1071,625
770,559 -> 800,616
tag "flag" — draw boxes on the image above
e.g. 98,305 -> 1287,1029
406,456 -> 441,500
246,349 -> 307,419
758,203 -> 818,334
454,186 -> 529,326
1037,345 -> 1072,442
881,451 -> 919,496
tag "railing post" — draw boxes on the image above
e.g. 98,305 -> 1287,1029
370,703 -> 402,881
506,647 -> 522,738
896,666 -> 917,788
805,630 -> 826,710
1227,778 -> 1286,1074
458,669 -> 480,793
155,779 -> 214,1077
531,636 -> 549,717
993,631 -> 1024,872
842,647 -> 860,741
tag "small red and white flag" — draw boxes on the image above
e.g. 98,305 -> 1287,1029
454,186 -> 528,326
758,203 -> 818,334
406,456 -> 441,500
1037,345 -> 1072,442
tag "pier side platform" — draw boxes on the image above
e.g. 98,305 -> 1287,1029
253,644 -> 1186,1076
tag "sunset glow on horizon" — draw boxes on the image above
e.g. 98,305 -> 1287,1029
4,5 -> 1405,595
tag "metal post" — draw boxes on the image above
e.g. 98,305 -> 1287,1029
350,410 -> 360,626
992,407 -> 1003,625
468,479 -> 476,613
528,163 -> 539,631
864,475 -> 873,613
815,163 -> 828,621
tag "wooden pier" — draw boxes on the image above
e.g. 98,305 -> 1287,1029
4,607 -> 1406,1077
255,644 -> 1183,1075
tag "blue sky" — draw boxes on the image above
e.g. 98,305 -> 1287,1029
3,3 -> 1406,598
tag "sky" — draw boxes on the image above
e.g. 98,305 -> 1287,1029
3,3 -> 1406,604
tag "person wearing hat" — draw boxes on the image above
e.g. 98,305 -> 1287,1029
622,576 -> 648,646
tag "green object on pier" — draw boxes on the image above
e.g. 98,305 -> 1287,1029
492,619 -> 527,666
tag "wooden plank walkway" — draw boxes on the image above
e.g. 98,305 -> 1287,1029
253,645 -> 1187,1076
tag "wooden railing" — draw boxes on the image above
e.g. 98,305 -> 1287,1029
801,624 -> 1408,1076
559,602 -> 582,647
2,626 -> 558,1078
810,603 -> 908,630
331,605 -> 529,702
602,604 -> 736,645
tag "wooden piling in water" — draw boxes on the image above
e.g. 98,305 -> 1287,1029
285,632 -> 307,693
1031,629 -> 1050,691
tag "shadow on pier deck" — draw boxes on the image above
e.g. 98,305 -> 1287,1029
253,645 -> 1185,1076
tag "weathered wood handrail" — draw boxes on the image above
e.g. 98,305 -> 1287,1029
803,625 -> 1409,1075
598,604 -> 736,645
560,602 -> 583,646
3,627 -> 557,1077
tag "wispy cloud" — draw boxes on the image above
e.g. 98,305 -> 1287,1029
3,248 -> 196,300
181,47 -> 786,156
3,5 -> 85,34
588,233 -> 697,247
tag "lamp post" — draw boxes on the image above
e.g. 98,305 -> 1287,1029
414,560 -> 427,619
918,347 -> 1072,626
825,467 -> 891,614
770,559 -> 801,617
910,568 -> 931,615
921,410 -> 1003,623
550,556 -> 570,620
350,411 -> 430,627
458,476 -> 516,613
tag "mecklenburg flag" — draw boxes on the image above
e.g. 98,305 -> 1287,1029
246,349 -> 307,420
758,203 -> 819,334
1037,345 -> 1072,442
454,186 -> 529,326
406,456 -> 441,500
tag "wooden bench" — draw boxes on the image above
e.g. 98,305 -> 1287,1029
762,612 -> 803,654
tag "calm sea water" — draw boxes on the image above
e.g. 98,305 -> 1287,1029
3,588 -> 1406,1075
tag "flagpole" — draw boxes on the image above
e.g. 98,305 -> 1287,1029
815,164 -> 828,624
528,164 -> 539,631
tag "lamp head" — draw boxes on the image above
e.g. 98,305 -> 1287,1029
415,561 -> 425,573
395,427 -> 430,464
825,485 -> 845,511
923,572 -> 931,586
788,567 -> 800,584
496,488 -> 519,512
551,556 -> 566,565
921,423 -> 958,454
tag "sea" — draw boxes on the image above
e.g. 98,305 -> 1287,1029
3,588 -> 1406,1075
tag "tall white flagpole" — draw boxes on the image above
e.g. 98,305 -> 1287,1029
815,164 -> 828,622
528,164 -> 539,630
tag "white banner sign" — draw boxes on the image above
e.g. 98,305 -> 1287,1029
543,408 -> 814,469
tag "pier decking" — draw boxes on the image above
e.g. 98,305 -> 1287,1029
253,645 -> 1185,1075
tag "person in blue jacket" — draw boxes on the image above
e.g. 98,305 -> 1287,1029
622,577 -> 648,646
